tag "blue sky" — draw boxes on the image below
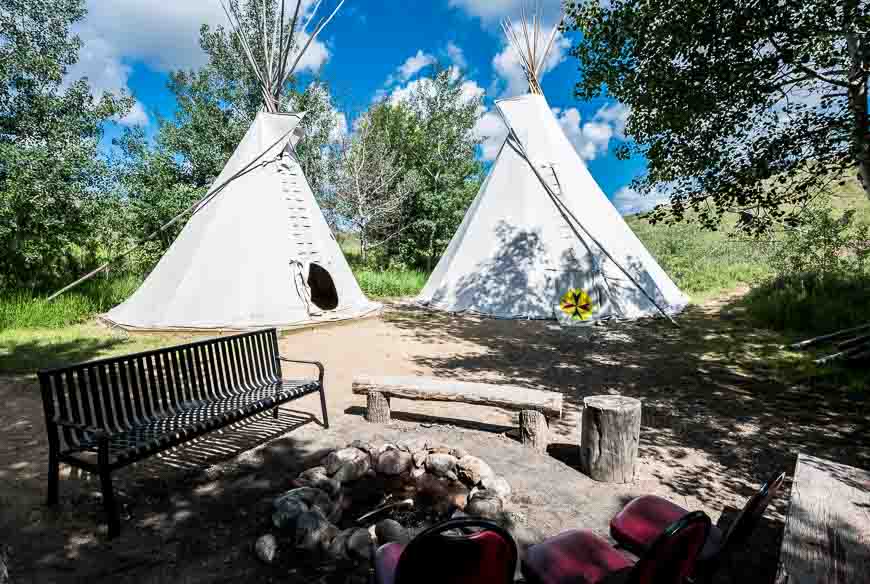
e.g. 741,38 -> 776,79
72,0 -> 654,214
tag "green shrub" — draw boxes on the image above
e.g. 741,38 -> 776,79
743,272 -> 870,334
743,205 -> 870,334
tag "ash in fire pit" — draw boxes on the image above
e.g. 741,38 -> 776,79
255,439 -> 512,569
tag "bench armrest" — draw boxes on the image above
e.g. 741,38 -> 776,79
278,357 -> 324,383
51,417 -> 109,439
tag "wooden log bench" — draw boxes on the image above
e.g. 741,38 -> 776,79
38,328 -> 327,538
776,453 -> 870,584
352,375 -> 563,452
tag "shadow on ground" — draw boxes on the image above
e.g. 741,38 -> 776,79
381,296 -> 869,584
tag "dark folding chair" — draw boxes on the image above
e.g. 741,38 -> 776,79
522,511 -> 711,584
610,472 -> 786,582
374,517 -> 518,584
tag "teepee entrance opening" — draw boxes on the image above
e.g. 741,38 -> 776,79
308,263 -> 339,310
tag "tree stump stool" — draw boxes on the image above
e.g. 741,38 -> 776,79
580,395 -> 641,483
365,391 -> 391,423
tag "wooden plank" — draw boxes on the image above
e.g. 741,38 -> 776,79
776,454 -> 870,584
352,375 -> 563,418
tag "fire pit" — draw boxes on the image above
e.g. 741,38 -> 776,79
254,439 -> 512,570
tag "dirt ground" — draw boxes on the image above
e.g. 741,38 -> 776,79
1,293 -> 868,583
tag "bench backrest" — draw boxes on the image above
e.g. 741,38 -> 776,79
39,329 -> 281,448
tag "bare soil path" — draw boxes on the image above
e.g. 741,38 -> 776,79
1,291 -> 867,583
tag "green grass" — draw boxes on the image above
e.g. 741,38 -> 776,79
0,324 -> 184,374
353,267 -> 428,298
0,275 -> 142,330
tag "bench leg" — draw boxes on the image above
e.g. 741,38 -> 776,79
365,391 -> 391,424
47,443 -> 59,506
272,406 -> 280,419
519,410 -> 549,453
97,441 -> 120,538
319,385 -> 330,429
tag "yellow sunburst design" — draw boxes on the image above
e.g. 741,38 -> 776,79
559,288 -> 595,321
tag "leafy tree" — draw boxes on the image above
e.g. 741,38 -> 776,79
370,67 -> 483,270
566,0 -> 870,234
122,1 -> 343,235
332,107 -> 420,262
0,0 -> 131,289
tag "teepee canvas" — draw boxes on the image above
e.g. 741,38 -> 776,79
417,11 -> 687,323
105,0 -> 379,330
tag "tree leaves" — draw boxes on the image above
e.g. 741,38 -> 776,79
0,0 -> 131,289
566,0 -> 870,234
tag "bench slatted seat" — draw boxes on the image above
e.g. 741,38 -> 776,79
352,375 -> 563,452
39,328 -> 327,537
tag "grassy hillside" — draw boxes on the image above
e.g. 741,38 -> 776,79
629,181 -> 870,302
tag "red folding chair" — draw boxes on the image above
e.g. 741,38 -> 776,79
374,517 -> 518,584
610,472 -> 785,581
522,511 -> 711,584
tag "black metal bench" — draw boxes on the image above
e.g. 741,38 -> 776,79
38,328 -> 327,537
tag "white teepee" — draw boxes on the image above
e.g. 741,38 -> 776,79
104,0 -> 379,331
417,10 -> 688,323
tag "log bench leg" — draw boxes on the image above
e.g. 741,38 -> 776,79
366,391 -> 391,423
520,410 -> 549,453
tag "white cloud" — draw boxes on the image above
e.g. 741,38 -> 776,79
66,32 -> 150,126
117,102 -> 150,127
612,186 -> 670,216
449,0 -> 564,25
446,41 -> 468,70
492,34 -> 570,97
553,103 -> 629,161
474,101 -> 629,163
396,50 -> 436,82
380,42 -> 484,109
474,110 -> 508,161
69,0 -> 333,126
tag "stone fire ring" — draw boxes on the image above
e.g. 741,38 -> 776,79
255,439 -> 512,565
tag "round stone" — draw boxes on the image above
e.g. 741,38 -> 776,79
457,455 -> 494,485
272,496 -> 310,530
376,449 -> 413,475
254,533 -> 278,564
294,507 -> 335,552
325,448 -> 370,482
397,437 -> 428,453
346,527 -> 374,561
426,453 -> 458,476
446,482 -> 470,511
465,491 -> 504,519
450,447 -> 469,460
375,519 -> 409,545
416,472 -> 449,500
480,475 -> 512,502
327,528 -> 354,562
349,440 -> 375,454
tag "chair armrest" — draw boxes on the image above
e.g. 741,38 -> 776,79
278,357 -> 325,383
51,417 -> 109,439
